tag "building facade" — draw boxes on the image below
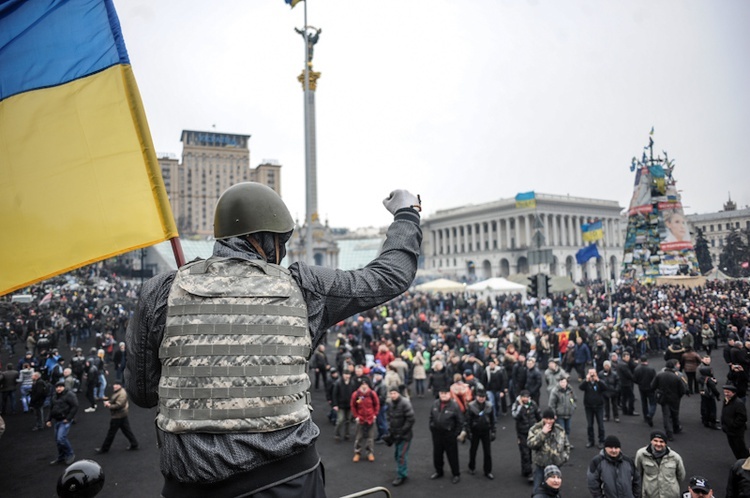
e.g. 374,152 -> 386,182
421,193 -> 624,283
157,130 -> 282,237
686,197 -> 750,266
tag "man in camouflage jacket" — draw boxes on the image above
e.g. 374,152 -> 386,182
528,407 -> 571,490
126,185 -> 421,498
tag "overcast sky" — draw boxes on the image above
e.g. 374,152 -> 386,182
117,0 -> 750,230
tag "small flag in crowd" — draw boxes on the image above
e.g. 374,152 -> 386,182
582,220 -> 604,243
576,244 -> 600,265
0,0 -> 178,295
515,191 -> 536,209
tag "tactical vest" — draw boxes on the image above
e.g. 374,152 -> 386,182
157,257 -> 312,434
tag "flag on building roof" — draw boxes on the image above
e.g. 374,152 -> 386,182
0,0 -> 178,296
515,191 -> 536,209
582,220 -> 604,243
575,244 -> 600,265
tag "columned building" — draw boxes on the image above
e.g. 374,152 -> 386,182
421,193 -> 624,282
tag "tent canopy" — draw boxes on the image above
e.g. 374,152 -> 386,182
414,278 -> 466,293
467,277 -> 526,295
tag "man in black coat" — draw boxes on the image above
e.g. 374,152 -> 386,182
333,371 -> 356,441
526,357 -> 543,405
727,456 -> 750,498
429,387 -> 464,484
580,367 -> 608,449
651,359 -> 686,440
386,386 -> 415,486
46,380 -> 78,465
466,389 -> 497,480
722,384 -> 749,459
633,355 -> 657,426
616,351 -> 638,416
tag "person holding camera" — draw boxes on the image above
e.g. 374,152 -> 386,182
384,385 -> 415,487
580,368 -> 608,449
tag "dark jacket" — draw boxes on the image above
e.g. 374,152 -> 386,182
466,398 -> 496,435
532,482 -> 561,497
633,363 -> 656,393
29,378 -> 50,409
722,395 -> 748,436
429,398 -> 463,435
512,396 -> 541,435
651,368 -> 686,408
580,380 -> 608,408
332,377 -> 356,409
526,367 -> 543,397
48,388 -> 78,422
616,360 -> 635,388
587,450 -> 641,498
599,369 -> 619,398
727,457 -> 750,498
387,394 -> 415,441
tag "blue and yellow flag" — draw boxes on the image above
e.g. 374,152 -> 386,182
582,220 -> 604,243
515,191 -> 536,209
285,0 -> 304,8
0,0 -> 178,295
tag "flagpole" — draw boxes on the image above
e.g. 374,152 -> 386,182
170,237 -> 186,268
600,222 -> 613,319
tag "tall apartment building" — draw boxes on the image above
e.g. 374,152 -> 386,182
157,130 -> 282,237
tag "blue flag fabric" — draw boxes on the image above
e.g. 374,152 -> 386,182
576,244 -> 600,265
515,191 -> 536,209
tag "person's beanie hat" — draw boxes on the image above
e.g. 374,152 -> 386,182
650,430 -> 668,442
541,408 -> 556,419
543,465 -> 561,480
388,385 -> 400,393
603,435 -> 621,448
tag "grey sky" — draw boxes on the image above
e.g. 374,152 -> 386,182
117,0 -> 750,230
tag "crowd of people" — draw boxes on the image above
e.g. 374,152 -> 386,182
0,265 -> 140,465
316,278 -> 750,496
1,265 -> 750,496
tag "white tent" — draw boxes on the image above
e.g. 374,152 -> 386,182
414,278 -> 467,293
467,277 -> 527,295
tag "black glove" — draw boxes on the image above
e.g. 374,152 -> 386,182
490,432 -> 496,442
382,434 -> 394,446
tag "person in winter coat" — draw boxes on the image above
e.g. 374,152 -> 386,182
581,368 -> 608,448
528,408 -> 571,490
573,336 -> 593,381
46,380 -> 78,465
634,356 -> 657,427
680,347 -> 702,395
513,389 -> 542,480
412,350 -> 427,397
94,380 -> 139,453
465,389 -> 496,479
616,351 -> 638,416
533,464 -> 563,498
350,377 -> 380,462
29,372 -> 50,431
385,385 -> 415,487
634,431 -> 685,498
721,384 -> 749,459
429,386 -> 464,484
333,371 -> 356,441
599,361 -> 620,422
587,435 -> 641,498
526,357 -> 544,405
548,376 -> 576,436
428,360 -> 450,399
727,456 -> 750,498
697,360 -> 721,429
650,359 -> 686,440
545,359 -> 566,394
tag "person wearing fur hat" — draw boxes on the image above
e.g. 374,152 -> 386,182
587,435 -> 640,498
634,431 -> 685,498
532,465 -> 563,497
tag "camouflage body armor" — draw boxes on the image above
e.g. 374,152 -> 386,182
157,257 -> 312,434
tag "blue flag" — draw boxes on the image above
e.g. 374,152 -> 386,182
575,244 -> 600,265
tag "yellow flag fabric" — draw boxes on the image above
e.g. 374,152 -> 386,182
0,1 -> 177,295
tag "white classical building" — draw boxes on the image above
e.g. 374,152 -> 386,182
421,193 -> 624,282
686,197 -> 750,267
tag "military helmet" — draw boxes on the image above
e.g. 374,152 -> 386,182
214,182 -> 294,239
57,459 -> 105,498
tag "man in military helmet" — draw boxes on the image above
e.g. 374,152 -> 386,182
126,183 -> 422,497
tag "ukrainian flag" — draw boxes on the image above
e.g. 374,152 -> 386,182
582,220 -> 604,243
515,191 -> 536,209
0,0 -> 178,295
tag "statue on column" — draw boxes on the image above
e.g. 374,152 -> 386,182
295,26 -> 321,64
